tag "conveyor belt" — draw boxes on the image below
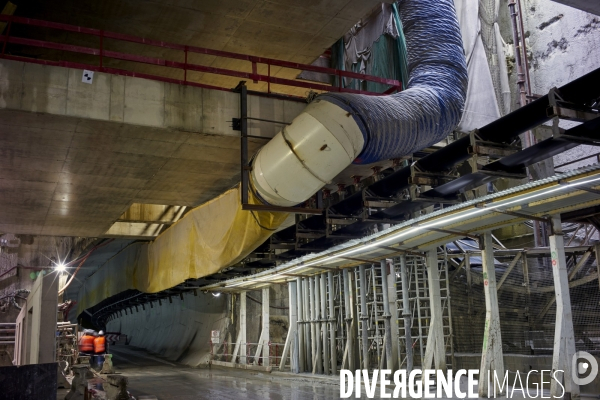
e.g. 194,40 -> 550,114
203,164 -> 600,292
85,68 -> 600,326
248,67 -> 600,267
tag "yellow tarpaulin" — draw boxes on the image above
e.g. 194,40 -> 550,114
77,184 -> 288,315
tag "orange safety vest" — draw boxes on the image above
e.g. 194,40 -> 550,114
79,335 -> 94,353
94,336 -> 106,354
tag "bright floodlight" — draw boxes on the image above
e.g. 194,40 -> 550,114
55,263 -> 66,272
212,292 -> 221,297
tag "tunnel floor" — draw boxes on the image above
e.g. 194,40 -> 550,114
107,345 -> 342,399
54,346 -> 556,399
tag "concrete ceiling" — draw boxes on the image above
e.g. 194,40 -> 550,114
0,1 -> 392,240
0,108 -> 265,237
8,0 -> 390,95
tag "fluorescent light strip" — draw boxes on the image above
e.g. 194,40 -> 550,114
226,176 -> 600,288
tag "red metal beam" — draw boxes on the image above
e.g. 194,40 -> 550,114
0,14 -> 403,95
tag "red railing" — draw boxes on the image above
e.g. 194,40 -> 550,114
0,15 -> 402,97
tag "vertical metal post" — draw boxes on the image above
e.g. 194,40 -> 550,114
400,255 -> 413,373
443,251 -> 455,372
380,260 -> 394,370
414,258 -> 425,364
358,264 -> 370,370
387,260 -> 400,371
309,276 -> 317,373
288,281 -> 300,372
549,215 -> 580,398
313,275 -> 323,374
327,271 -> 337,374
303,277 -> 312,370
343,268 -> 356,371
262,287 -> 271,367
319,273 -> 329,374
371,264 -> 382,366
239,82 -> 249,206
466,253 -> 473,315
479,233 -> 505,397
240,292 -> 247,365
261,288 -> 270,366
423,250 -> 446,372
297,278 -> 305,372
594,245 -> 600,292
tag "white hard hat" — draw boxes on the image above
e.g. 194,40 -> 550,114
99,330 -> 104,335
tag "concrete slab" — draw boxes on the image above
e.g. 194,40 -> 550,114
10,0 -> 386,96
0,57 -> 312,236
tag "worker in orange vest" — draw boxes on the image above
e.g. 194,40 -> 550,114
79,331 -> 95,354
94,330 -> 106,354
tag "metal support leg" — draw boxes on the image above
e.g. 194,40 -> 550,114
281,281 -> 299,372
313,275 -> 323,374
309,276 -> 317,373
387,260 -> 400,371
549,215 -> 580,399
400,255 -> 413,373
297,278 -> 305,372
254,288 -> 270,366
380,260 -> 394,370
303,277 -> 311,371
240,292 -> 247,365
479,232 -> 506,397
263,288 -> 270,367
423,250 -> 447,372
343,268 -> 356,371
327,271 -> 337,374
320,273 -> 330,375
593,244 -> 600,292
358,264 -> 370,370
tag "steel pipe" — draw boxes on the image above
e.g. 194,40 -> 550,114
327,271 -> 337,374
358,264 -> 369,370
296,277 -> 305,372
343,268 -> 356,371
319,273 -> 329,374
399,255 -> 414,373
380,259 -> 394,370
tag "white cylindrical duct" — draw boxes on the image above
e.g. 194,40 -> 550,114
250,99 -> 364,207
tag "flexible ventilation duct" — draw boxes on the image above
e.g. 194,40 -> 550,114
251,0 -> 468,206
76,0 -> 468,317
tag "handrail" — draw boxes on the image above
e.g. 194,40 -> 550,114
0,14 -> 402,97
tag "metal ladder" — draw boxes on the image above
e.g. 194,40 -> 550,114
355,265 -> 387,369
395,251 -> 454,369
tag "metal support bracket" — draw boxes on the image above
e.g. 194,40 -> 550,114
235,80 -> 324,216
547,87 -> 600,123
408,162 -> 459,187
465,130 -> 528,179
468,130 -> 522,159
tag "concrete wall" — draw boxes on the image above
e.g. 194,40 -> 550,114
0,236 -> 81,322
106,291 -> 229,367
520,0 -> 600,170
104,285 -> 291,368
0,59 -> 305,139
14,273 -> 58,366
233,286 -> 290,348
